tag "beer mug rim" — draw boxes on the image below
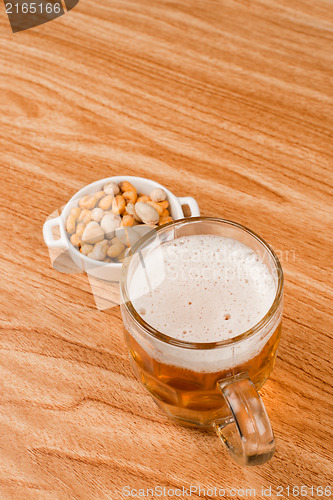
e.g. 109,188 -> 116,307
120,217 -> 284,350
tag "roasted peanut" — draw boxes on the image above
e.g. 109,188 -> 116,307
78,209 -> 92,225
101,214 -> 121,238
124,202 -> 135,216
119,181 -> 136,193
70,233 -> 81,247
80,243 -> 93,256
136,195 -> 150,204
65,180 -> 178,263
146,200 -> 163,217
103,182 -> 119,196
70,207 -> 81,221
91,207 -> 105,222
66,215 -> 76,235
150,188 -> 167,203
122,190 -> 137,204
158,216 -> 173,226
116,248 -> 127,263
88,240 -> 108,261
116,227 -> 140,247
121,215 -> 135,227
78,195 -> 97,210
135,202 -> 159,224
110,236 -> 123,246
133,211 -> 142,222
75,222 -> 85,238
112,195 -> 126,215
161,208 -> 170,218
159,200 -> 169,210
93,190 -> 105,201
107,241 -> 125,258
98,195 -> 114,211
82,221 -> 105,244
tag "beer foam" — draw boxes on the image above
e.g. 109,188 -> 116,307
129,235 -> 276,343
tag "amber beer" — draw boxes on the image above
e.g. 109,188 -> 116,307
121,225 -> 283,429
123,323 -> 281,427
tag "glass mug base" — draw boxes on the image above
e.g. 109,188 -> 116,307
120,217 -> 284,466
125,323 -> 281,428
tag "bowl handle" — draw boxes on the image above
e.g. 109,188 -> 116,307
43,216 -> 69,249
177,197 -> 200,217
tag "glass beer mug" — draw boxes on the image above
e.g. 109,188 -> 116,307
120,217 -> 284,466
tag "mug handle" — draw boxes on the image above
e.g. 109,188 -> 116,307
177,197 -> 200,217
43,216 -> 69,249
213,374 -> 275,466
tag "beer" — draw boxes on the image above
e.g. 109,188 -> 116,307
121,233 -> 282,427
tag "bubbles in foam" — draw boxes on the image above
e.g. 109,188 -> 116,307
129,235 -> 276,343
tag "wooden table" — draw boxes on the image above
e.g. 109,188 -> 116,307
1,0 -> 332,498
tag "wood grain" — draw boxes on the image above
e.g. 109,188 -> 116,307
0,0 -> 332,498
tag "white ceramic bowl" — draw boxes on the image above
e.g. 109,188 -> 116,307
43,176 -> 200,281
